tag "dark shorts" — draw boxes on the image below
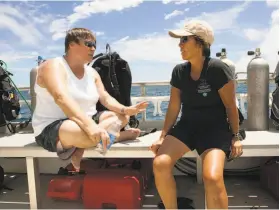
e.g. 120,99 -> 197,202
35,111 -> 104,160
167,120 -> 232,156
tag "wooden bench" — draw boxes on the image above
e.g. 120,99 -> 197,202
0,130 -> 278,209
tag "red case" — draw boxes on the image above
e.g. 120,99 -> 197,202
105,158 -> 153,191
47,176 -> 84,201
83,168 -> 142,209
47,159 -> 105,201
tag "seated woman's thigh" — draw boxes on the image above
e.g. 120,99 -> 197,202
58,120 -> 89,148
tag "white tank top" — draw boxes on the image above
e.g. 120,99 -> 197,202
32,57 -> 99,136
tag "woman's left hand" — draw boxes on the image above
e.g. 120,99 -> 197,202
124,101 -> 149,116
230,137 -> 243,159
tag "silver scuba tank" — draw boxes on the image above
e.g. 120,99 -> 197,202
247,48 -> 270,131
30,67 -> 38,112
216,48 -> 239,109
216,48 -> 236,78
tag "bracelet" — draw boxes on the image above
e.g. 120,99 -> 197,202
121,107 -> 125,114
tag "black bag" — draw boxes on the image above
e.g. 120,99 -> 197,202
0,165 -> 14,192
158,197 -> 194,209
92,44 -> 139,128
0,63 -> 20,125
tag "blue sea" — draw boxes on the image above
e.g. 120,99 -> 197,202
18,83 -> 276,121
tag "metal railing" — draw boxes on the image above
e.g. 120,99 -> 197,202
18,78 -> 276,122
235,72 -> 275,82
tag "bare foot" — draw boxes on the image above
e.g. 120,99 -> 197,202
71,148 -> 84,172
117,128 -> 141,142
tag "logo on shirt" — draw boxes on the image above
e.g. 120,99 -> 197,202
197,79 -> 211,97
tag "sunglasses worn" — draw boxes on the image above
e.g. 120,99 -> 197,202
180,35 -> 205,45
180,36 -> 189,44
84,40 -> 96,49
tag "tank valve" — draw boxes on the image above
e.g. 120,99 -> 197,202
216,48 -> 227,58
248,48 -> 261,56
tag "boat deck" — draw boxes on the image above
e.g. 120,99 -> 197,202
0,173 -> 278,209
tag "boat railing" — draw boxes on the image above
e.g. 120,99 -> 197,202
235,72 -> 275,80
18,78 -> 276,122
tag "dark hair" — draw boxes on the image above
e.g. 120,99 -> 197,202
203,47 -> 211,57
194,36 -> 211,57
64,28 -> 95,53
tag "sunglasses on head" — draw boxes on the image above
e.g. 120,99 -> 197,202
84,40 -> 96,49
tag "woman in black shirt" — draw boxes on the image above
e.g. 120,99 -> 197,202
150,20 -> 243,209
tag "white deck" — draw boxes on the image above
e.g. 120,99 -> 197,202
0,174 -> 278,209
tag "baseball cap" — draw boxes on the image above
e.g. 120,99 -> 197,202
168,20 -> 214,46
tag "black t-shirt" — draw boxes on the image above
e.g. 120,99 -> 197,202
170,57 -> 233,129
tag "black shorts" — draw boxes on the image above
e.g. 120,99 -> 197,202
35,111 -> 104,160
167,120 -> 232,156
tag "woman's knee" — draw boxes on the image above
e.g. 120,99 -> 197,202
114,113 -> 129,127
201,148 -> 226,185
100,111 -> 129,127
99,111 -> 116,122
203,170 -> 224,185
153,154 -> 174,174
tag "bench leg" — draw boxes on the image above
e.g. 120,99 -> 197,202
196,157 -> 203,184
26,157 -> 41,209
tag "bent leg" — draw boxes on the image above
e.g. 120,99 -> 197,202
98,111 -> 141,141
201,149 -> 228,209
59,120 -> 97,149
98,111 -> 129,130
59,111 -> 129,149
59,111 -> 129,169
153,135 -> 190,209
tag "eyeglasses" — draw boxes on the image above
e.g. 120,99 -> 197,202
84,40 -> 96,49
180,35 -> 207,46
179,36 -> 189,44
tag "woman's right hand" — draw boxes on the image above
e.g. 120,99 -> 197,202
150,137 -> 164,155
87,125 -> 110,151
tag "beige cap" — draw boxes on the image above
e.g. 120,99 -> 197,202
168,20 -> 214,46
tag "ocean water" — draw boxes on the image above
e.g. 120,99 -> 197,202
18,83 -> 276,121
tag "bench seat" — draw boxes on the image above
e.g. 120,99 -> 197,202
0,129 -> 278,209
0,130 -> 279,158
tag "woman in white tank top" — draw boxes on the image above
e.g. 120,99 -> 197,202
32,28 -> 148,171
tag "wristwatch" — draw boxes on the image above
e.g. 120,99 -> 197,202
232,132 -> 242,140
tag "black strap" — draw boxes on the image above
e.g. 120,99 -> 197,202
105,44 -> 121,102
109,53 -> 121,100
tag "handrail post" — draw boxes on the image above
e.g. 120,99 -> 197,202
140,84 -> 146,122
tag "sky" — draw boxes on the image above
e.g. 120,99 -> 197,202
0,0 -> 279,87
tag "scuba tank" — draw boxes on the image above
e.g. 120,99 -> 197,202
30,67 -> 38,112
216,48 -> 239,106
30,56 -> 46,111
216,48 -> 236,78
247,48 -> 270,131
216,48 -> 245,122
